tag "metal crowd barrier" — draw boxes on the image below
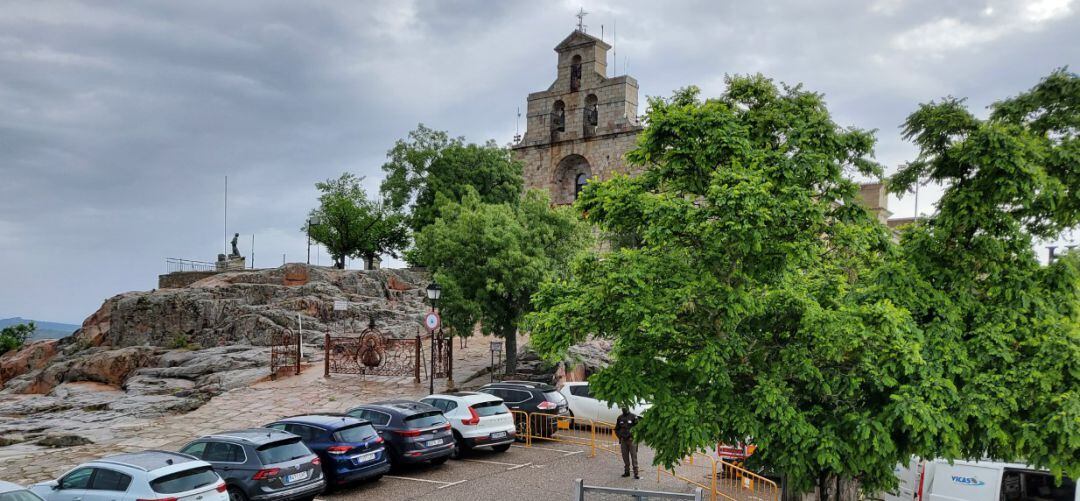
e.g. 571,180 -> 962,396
657,452 -> 780,501
511,410 -> 778,501
573,478 -> 704,500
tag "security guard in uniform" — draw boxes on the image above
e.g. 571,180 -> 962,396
615,407 -> 640,479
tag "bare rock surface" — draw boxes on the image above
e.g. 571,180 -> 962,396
0,265 -> 431,449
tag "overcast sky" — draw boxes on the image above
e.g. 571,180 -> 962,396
1,0 -> 1077,324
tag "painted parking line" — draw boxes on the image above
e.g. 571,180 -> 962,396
382,474 -> 466,489
461,458 -> 533,470
512,444 -> 586,456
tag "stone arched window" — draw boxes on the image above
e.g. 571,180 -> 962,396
575,173 -> 588,199
554,154 -> 591,204
552,100 -> 565,132
585,93 -> 598,129
570,55 -> 582,92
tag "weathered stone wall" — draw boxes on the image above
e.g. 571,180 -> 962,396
516,130 -> 642,204
158,271 -> 222,289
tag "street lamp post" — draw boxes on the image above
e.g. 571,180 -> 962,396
426,283 -> 442,395
306,216 -> 322,265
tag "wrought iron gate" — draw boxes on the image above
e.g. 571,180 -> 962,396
323,325 -> 451,383
270,331 -> 300,377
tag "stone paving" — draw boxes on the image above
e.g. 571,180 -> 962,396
0,334 -> 510,485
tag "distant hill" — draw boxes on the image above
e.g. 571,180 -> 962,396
0,317 -> 79,340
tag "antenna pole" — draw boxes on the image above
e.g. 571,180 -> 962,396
613,18 -> 617,74
223,175 -> 228,256
250,234 -> 255,269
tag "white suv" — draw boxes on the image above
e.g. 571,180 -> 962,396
421,392 -> 516,458
559,381 -> 651,425
30,451 -> 227,501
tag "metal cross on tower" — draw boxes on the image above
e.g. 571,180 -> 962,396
575,7 -> 588,32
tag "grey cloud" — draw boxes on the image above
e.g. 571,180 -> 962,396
0,0 -> 1075,322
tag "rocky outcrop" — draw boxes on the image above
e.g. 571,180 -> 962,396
0,265 -> 431,447
79,267 -> 430,350
0,340 -> 59,386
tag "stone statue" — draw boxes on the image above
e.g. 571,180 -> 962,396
230,233 -> 240,257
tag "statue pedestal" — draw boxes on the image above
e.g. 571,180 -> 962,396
216,254 -> 246,271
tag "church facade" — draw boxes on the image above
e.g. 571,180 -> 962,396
513,29 -> 895,225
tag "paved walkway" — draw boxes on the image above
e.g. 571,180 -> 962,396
0,334 -> 511,484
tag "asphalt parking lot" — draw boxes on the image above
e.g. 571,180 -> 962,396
319,441 -> 699,500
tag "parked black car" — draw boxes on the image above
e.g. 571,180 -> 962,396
264,415 -> 390,487
346,400 -> 455,467
180,429 -> 325,501
477,381 -> 570,438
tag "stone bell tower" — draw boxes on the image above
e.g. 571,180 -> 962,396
512,29 -> 643,205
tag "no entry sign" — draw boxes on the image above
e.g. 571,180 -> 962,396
424,312 -> 441,332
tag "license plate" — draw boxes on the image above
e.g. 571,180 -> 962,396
355,452 -> 376,463
491,431 -> 507,439
285,471 -> 308,484
426,439 -> 443,446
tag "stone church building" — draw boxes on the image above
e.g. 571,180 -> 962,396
512,29 -> 899,225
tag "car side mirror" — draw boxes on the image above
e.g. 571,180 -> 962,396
50,482 -> 60,491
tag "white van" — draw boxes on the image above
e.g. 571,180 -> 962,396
884,457 -> 1077,501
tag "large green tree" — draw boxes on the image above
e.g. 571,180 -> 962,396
885,68 -> 1080,480
308,173 -> 408,269
414,188 -> 589,374
528,71 -> 1080,499
379,125 -> 524,239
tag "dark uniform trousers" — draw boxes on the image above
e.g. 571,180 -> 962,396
620,438 -> 639,474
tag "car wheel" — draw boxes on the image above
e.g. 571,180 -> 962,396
492,443 -> 512,453
451,431 -> 469,459
430,455 -> 449,465
227,487 -> 248,501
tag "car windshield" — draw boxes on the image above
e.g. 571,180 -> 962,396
0,491 -> 45,501
332,423 -> 378,443
472,401 -> 509,416
256,437 -> 311,464
150,466 -> 219,494
404,411 -> 447,429
544,391 -> 567,404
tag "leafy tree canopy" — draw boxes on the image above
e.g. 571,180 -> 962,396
415,188 -> 589,373
886,68 -> 1080,480
529,71 -> 1080,496
379,124 -> 524,240
1,322 -> 35,354
308,173 -> 408,269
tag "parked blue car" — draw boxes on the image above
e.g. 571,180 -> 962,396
264,415 -> 389,487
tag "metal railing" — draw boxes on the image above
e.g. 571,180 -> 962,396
165,258 -> 217,273
574,479 -> 704,500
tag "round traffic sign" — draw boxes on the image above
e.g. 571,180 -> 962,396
424,312 -> 441,332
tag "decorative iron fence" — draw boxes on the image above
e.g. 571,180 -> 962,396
325,333 -> 423,382
323,326 -> 451,384
165,257 -> 217,273
270,331 -> 300,377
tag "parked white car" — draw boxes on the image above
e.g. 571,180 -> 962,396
884,457 -> 1077,501
559,381 -> 651,425
1,481 -> 45,501
421,391 -> 517,458
30,451 -> 227,501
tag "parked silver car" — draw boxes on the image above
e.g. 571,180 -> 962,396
30,450 -> 228,501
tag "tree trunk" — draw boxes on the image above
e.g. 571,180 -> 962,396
364,253 -> 375,270
502,323 -> 518,375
